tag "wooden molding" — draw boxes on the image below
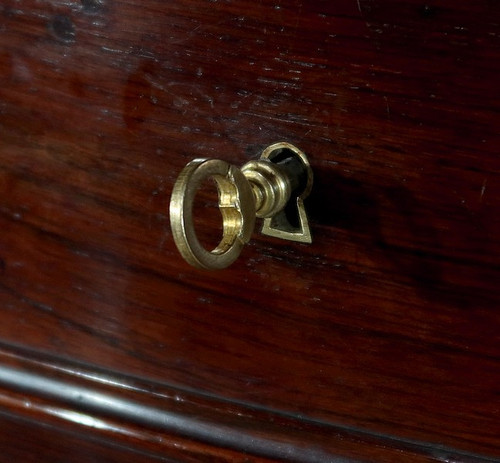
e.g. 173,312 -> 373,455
0,342 -> 494,462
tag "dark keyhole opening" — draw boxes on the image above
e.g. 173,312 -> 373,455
266,147 -> 309,229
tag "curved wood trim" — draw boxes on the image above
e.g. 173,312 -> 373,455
0,342 -> 494,462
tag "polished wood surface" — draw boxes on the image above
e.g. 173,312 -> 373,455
1,0 -> 499,461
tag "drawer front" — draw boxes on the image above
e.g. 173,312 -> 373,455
0,0 -> 499,460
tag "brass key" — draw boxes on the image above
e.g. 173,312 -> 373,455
169,142 -> 313,269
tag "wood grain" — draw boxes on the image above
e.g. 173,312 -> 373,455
1,0 -> 499,460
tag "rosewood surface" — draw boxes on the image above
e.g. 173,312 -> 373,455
0,0 -> 499,461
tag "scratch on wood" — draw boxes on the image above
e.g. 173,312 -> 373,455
384,95 -> 391,120
240,111 -> 316,127
480,178 -> 487,201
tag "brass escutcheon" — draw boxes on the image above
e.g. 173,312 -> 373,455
169,142 -> 313,269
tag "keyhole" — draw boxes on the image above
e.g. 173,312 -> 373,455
267,146 -> 309,229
